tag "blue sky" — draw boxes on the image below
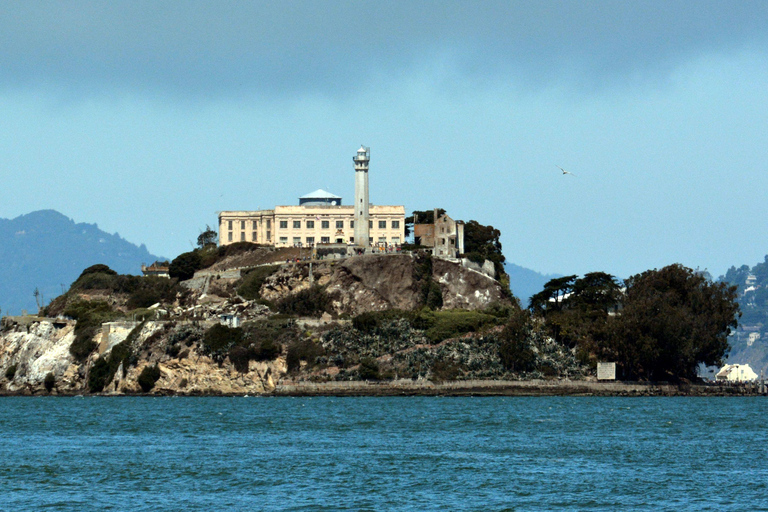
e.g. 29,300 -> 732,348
1,1 -> 767,280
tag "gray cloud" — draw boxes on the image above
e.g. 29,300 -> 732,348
1,0 -> 767,97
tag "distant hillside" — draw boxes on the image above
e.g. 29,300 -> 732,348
718,256 -> 768,375
504,262 -> 561,305
0,210 -> 163,315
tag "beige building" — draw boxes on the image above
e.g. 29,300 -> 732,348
218,147 -> 405,248
414,208 -> 465,258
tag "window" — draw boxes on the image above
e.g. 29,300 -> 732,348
241,232 -> 245,241
350,236 -> 355,243
440,227 -> 445,233
241,221 -> 246,230
378,237 -> 387,243
321,236 -> 330,243
369,220 -> 373,228
335,238 -> 343,243
392,220 -> 400,229
228,220 -> 232,230
293,221 -> 301,229
368,237 -> 373,244
252,231 -> 257,241
306,220 -> 315,229
266,220 -> 271,229
336,220 -> 344,229
279,236 -> 288,244
228,232 -> 233,242
253,221 -> 258,229
391,237 -> 400,244
266,231 -> 271,241
280,220 -> 288,229
293,237 -> 301,245
306,237 -> 315,245
350,220 -> 354,228
322,220 -> 330,229
378,220 -> 386,229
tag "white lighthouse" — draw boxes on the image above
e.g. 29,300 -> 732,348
353,145 -> 370,247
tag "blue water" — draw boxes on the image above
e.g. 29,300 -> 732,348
1,397 -> 766,511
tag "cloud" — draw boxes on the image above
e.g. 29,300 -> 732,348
1,1 -> 767,98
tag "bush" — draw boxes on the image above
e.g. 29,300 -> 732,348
286,339 -> 323,372
169,250 -> 203,281
229,346 -> 251,373
5,364 -> 17,381
65,300 -> 122,361
276,286 -> 332,317
202,324 -> 243,362
138,364 -> 161,392
44,372 -> 55,392
78,264 -> 118,278
424,310 -> 499,344
87,323 -> 142,392
358,357 -> 380,380
88,357 -> 111,392
237,265 -> 280,300
498,310 -> 535,372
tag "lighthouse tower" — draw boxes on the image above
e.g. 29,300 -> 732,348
353,145 -> 370,247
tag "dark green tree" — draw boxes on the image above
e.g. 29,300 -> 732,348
169,250 -> 203,281
607,264 -> 739,381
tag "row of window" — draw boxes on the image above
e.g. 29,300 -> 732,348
227,220 -> 271,230
277,219 -> 400,230
228,231 -> 272,242
278,236 -> 402,245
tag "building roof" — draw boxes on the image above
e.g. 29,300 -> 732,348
300,189 -> 342,199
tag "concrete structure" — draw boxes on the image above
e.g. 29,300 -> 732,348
218,146 -> 404,248
353,145 -> 370,247
715,364 -> 758,382
414,208 -> 465,258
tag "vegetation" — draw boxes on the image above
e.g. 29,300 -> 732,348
463,220 -> 505,277
237,265 -> 280,300
87,322 -> 143,392
286,338 -> 324,372
413,252 -> 443,310
276,286 -> 332,317
528,265 -> 740,381
44,372 -> 55,392
138,364 -> 161,392
202,324 -> 244,363
65,300 -> 122,361
358,356 -> 380,380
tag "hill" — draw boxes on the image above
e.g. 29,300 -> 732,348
504,262 -> 562,305
0,210 -> 163,315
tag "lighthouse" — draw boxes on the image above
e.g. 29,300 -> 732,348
353,145 -> 370,247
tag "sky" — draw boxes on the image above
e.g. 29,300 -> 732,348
1,0 -> 767,280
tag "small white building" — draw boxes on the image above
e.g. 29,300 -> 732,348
715,364 -> 758,382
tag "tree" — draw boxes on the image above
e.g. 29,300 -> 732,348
463,220 -> 506,278
197,225 -> 218,249
169,250 -> 203,281
529,275 -> 577,314
607,264 -> 739,381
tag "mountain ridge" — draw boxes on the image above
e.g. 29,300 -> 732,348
0,210 -> 163,315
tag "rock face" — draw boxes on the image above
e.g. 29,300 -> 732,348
261,254 -> 508,315
0,317 -> 284,395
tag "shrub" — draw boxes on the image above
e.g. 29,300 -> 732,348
5,364 -> 17,381
424,310 -> 499,344
88,357 -> 111,392
276,286 -> 332,317
286,339 -> 323,372
169,250 -> 203,281
498,310 -> 535,372
44,372 -> 55,392
65,300 -> 122,362
229,345 -> 250,373
78,264 -> 118,278
358,357 -> 380,380
202,324 -> 243,362
138,364 -> 161,392
237,265 -> 280,300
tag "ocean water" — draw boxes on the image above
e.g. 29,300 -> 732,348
1,396 -> 766,511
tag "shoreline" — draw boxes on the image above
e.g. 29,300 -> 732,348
2,379 -> 764,397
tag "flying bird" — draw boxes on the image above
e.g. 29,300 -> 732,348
557,166 -> 576,176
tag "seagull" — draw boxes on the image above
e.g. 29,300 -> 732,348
557,166 -> 576,176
